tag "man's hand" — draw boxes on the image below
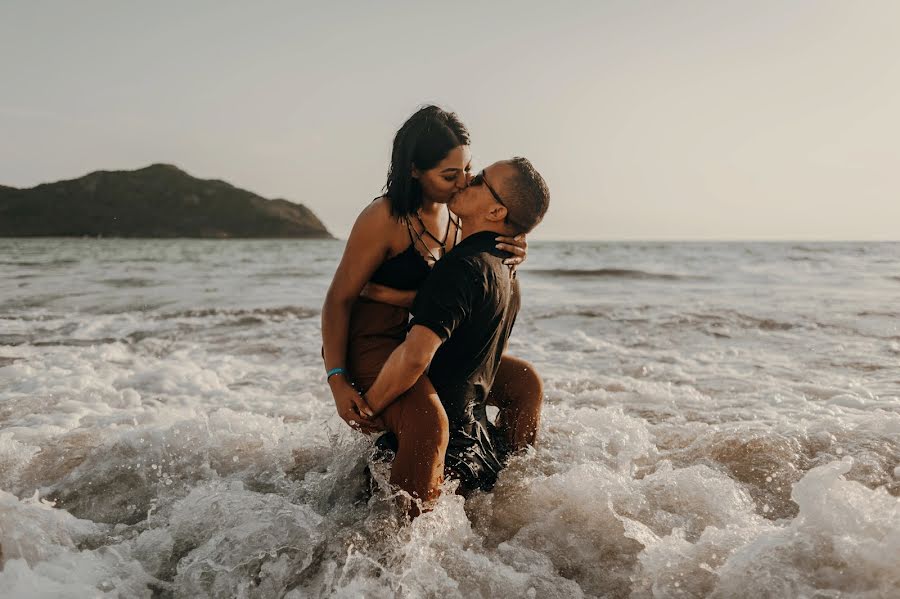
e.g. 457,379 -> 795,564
363,389 -> 394,418
330,377 -> 383,434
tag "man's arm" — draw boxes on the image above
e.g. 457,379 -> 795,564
362,325 -> 443,416
362,254 -> 476,416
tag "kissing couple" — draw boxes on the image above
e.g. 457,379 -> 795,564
322,105 -> 550,516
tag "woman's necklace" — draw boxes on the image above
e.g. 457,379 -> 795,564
413,205 -> 460,263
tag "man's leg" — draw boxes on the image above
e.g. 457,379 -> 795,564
378,375 -> 449,514
487,355 -> 543,451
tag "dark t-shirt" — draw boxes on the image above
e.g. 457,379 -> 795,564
410,231 -> 521,490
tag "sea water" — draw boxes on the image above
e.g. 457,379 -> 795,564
1,239 -> 898,598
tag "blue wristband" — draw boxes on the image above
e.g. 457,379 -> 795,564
326,367 -> 348,381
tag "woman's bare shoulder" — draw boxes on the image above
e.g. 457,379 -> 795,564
355,196 -> 401,229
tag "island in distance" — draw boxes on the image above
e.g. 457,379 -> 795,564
0,163 -> 333,238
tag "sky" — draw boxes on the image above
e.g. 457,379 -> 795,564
2,1 -> 899,240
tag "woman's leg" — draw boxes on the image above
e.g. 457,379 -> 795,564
377,375 -> 449,514
487,355 -> 544,452
345,303 -> 449,513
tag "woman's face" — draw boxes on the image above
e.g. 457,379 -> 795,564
413,145 -> 473,205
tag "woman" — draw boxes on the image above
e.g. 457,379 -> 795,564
321,105 -> 542,508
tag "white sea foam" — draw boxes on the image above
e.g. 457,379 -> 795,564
1,239 -> 898,597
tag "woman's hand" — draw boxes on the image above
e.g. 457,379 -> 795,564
359,282 -> 417,309
496,234 -> 527,267
330,377 -> 383,434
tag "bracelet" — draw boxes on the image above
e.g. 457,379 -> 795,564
326,367 -> 348,381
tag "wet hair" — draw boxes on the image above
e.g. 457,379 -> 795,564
502,157 -> 550,234
384,105 -> 470,217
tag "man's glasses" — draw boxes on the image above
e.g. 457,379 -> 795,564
471,169 -> 508,211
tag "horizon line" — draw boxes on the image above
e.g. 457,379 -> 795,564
2,236 -> 898,243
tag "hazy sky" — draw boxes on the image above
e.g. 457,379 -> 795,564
2,1 -> 898,240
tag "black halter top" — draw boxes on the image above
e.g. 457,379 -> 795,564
369,243 -> 431,291
369,207 -> 460,291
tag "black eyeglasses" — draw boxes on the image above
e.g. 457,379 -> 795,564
471,169 -> 508,210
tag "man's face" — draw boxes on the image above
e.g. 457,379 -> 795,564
450,160 -> 512,222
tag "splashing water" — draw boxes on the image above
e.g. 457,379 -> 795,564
1,239 -> 898,597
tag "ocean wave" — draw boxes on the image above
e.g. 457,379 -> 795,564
252,269 -> 318,279
32,338 -> 121,347
0,334 -> 35,346
160,306 -> 319,321
0,313 -> 61,322
0,258 -> 79,267
661,310 -> 798,332
525,268 -> 705,281
0,294 -> 73,310
787,255 -> 822,262
530,306 -> 798,332
97,277 -> 159,288
790,245 -> 832,253
857,310 -> 900,318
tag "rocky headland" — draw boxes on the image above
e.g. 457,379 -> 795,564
0,164 -> 332,238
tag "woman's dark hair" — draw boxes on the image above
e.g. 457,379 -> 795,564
384,105 -> 470,217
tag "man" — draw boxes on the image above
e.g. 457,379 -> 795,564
354,157 -> 550,511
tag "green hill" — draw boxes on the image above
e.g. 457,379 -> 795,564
0,164 -> 332,238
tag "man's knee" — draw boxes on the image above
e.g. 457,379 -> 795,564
520,360 -> 543,399
506,357 -> 544,401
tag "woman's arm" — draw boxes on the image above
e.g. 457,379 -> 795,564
495,234 -> 528,267
359,282 -> 417,309
321,199 -> 397,430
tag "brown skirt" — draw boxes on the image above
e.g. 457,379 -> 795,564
345,298 -> 410,392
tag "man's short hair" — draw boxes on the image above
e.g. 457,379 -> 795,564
504,157 -> 550,234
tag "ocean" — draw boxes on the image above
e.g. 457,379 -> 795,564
1,238 -> 898,598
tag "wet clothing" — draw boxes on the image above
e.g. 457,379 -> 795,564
410,231 -> 520,491
345,207 -> 460,502
369,244 -> 430,290
369,236 -> 432,291
347,299 -> 410,388
348,208 -> 459,389
368,209 -> 460,290
346,210 -> 517,496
